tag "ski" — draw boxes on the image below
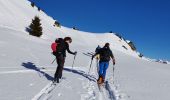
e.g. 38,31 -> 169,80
46,78 -> 64,94
97,82 -> 105,92
32,79 -> 64,100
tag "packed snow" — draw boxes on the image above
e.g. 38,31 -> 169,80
0,0 -> 170,100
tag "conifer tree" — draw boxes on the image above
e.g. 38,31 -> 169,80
31,2 -> 35,7
29,16 -> 43,37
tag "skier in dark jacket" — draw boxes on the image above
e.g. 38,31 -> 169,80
92,43 -> 115,84
54,37 -> 77,83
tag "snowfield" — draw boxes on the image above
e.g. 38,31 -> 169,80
0,0 -> 170,100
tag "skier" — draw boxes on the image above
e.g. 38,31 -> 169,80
53,37 -> 77,83
92,43 -> 115,84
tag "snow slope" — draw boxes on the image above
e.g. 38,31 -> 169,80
0,0 -> 170,100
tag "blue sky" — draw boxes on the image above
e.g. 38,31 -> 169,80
31,0 -> 170,60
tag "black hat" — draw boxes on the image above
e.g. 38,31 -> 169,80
104,43 -> 110,47
64,37 -> 72,43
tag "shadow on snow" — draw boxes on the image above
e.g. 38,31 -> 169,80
21,62 -> 96,82
22,62 -> 53,81
63,68 -> 97,82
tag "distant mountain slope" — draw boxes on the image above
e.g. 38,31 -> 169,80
0,0 -> 140,67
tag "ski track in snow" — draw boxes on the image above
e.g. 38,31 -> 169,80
0,69 -> 54,74
96,80 -> 117,100
97,79 -> 128,100
32,79 -> 64,100
29,67 -> 119,100
87,59 -> 129,100
81,80 -> 96,100
81,59 -> 119,100
0,59 -> 123,100
0,64 -> 125,100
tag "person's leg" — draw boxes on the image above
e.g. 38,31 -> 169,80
54,55 -> 64,82
54,57 -> 59,79
56,54 -> 65,78
99,62 -> 105,76
98,62 -> 105,83
59,57 -> 65,79
102,62 -> 109,82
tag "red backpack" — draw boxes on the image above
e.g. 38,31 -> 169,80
51,42 -> 57,52
51,38 -> 64,56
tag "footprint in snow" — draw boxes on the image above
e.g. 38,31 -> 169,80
58,93 -> 62,97
77,77 -> 84,81
29,83 -> 34,86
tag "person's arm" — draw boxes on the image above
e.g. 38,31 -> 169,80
92,53 -> 97,60
66,43 -> 76,55
92,49 -> 101,59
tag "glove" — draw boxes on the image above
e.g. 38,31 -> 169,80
74,51 -> 77,55
91,55 -> 94,60
113,61 -> 115,65
113,59 -> 115,65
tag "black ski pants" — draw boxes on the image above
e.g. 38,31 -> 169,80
54,54 -> 65,79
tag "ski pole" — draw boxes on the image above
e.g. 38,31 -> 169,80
113,65 -> 115,78
96,59 -> 99,76
88,58 -> 93,74
51,58 -> 56,64
72,54 -> 77,70
82,52 -> 93,57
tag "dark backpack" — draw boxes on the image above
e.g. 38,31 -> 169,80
55,38 -> 65,53
95,45 -> 101,53
100,48 -> 111,61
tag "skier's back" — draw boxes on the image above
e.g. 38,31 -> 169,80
53,37 -> 77,83
92,43 -> 115,84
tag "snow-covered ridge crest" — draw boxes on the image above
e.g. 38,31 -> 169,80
0,0 -> 169,65
0,0 -> 140,58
